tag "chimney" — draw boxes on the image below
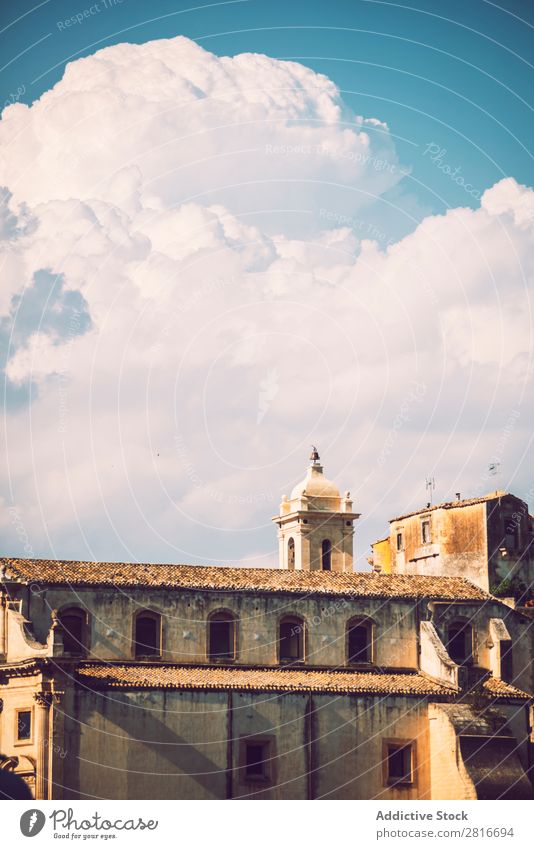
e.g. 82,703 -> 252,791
456,492 -> 461,501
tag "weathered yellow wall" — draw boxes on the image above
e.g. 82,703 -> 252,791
428,704 -> 477,800
390,503 -> 488,589
0,678 -> 41,773
313,694 -> 431,800
371,538 -> 391,574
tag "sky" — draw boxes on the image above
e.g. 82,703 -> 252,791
0,0 -> 533,568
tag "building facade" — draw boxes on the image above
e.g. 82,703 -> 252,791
1,453 -> 533,800
370,492 -> 534,599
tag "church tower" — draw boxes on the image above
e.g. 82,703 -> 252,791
273,448 -> 359,572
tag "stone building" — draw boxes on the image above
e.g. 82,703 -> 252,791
370,492 -> 534,599
1,453 -> 533,800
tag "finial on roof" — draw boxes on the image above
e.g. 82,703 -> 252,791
310,445 -> 320,464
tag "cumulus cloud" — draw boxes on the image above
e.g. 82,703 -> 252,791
0,37 -> 532,565
0,37 -> 404,234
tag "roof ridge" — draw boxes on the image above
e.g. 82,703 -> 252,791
389,491 -> 510,523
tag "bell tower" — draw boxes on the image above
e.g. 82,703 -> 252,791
273,448 -> 360,572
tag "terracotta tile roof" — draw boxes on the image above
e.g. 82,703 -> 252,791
482,677 -> 532,700
390,491 -> 508,523
75,663 -> 455,696
0,558 -> 490,600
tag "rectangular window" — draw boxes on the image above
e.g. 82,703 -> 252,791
396,532 -> 403,551
504,516 -> 519,551
16,710 -> 32,742
421,519 -> 431,544
347,624 -> 373,664
240,737 -> 273,784
384,740 -> 415,786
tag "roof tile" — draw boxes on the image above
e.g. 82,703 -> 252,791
482,677 -> 531,700
390,492 -> 508,523
1,558 -> 490,601
76,663 -> 456,695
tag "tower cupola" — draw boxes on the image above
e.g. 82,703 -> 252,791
273,448 -> 360,571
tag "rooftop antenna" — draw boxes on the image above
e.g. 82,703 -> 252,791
425,476 -> 436,506
488,461 -> 500,494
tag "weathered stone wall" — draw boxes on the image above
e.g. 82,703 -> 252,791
15,589 -> 419,669
312,694 -> 431,800
428,704 -> 478,800
428,702 -> 533,800
387,495 -> 534,596
390,503 -> 488,589
431,600 -> 534,700
0,676 -> 42,784
486,495 -> 534,593
59,688 -> 432,800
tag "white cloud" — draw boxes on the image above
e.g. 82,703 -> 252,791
0,37 -> 533,565
0,37 -> 403,235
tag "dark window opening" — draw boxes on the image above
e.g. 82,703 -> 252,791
396,532 -> 403,551
447,622 -> 472,665
321,539 -> 332,571
500,640 -> 513,682
386,743 -> 413,785
208,613 -> 235,661
279,617 -> 304,663
504,516 -> 519,551
347,623 -> 373,664
242,739 -> 271,783
134,613 -> 160,658
17,711 -> 31,741
59,608 -> 86,654
246,743 -> 267,778
287,537 -> 295,570
421,519 -> 431,544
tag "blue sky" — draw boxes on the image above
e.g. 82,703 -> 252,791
1,1 -> 533,565
2,0 -> 533,216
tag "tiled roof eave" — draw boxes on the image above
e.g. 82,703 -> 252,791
1,558 -> 491,602
74,663 -> 459,697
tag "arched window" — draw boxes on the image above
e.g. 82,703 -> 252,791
321,539 -> 332,571
59,607 -> 88,655
347,618 -> 374,665
287,537 -> 295,570
134,611 -> 161,658
279,615 -> 304,664
446,621 -> 473,665
208,611 -> 237,661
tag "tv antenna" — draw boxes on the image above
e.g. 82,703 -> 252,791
425,476 -> 436,506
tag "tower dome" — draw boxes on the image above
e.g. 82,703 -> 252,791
273,448 -> 360,572
290,455 -> 341,505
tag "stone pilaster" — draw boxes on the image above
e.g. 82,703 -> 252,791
33,692 -> 55,800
